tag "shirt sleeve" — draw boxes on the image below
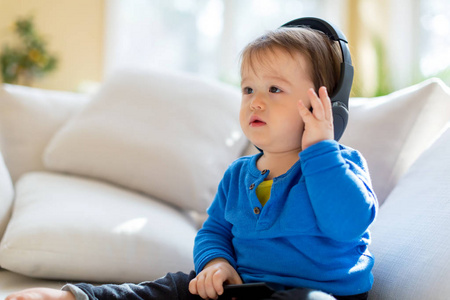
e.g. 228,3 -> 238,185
300,140 -> 378,241
62,284 -> 89,300
193,168 -> 237,273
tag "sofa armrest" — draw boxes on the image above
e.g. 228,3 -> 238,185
368,126 -> 450,299
0,150 -> 14,240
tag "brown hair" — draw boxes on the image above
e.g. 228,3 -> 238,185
240,27 -> 342,95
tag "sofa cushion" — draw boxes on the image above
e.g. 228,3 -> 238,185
368,126 -> 450,299
43,69 -> 247,213
0,151 -> 14,240
0,84 -> 89,182
0,172 -> 196,283
340,78 -> 450,205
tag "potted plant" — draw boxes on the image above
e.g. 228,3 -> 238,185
0,16 -> 58,86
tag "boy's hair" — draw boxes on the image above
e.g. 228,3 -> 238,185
240,27 -> 342,95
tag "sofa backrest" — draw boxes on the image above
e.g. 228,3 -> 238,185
340,78 -> 450,206
2,76 -> 450,208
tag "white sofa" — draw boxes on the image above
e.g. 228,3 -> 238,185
1,69 -> 450,299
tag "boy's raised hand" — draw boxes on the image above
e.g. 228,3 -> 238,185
297,86 -> 334,150
189,258 -> 242,299
5,288 -> 75,300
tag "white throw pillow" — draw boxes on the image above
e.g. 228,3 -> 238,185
368,126 -> 450,299
0,151 -> 14,240
44,69 -> 247,213
0,84 -> 89,182
340,78 -> 450,205
0,172 -> 196,283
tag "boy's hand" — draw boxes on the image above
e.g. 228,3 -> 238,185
298,86 -> 334,150
6,288 -> 75,300
189,258 -> 242,299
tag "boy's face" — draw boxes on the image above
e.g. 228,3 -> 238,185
240,48 -> 315,154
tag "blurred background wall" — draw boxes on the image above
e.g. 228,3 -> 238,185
0,0 -> 104,92
0,0 -> 448,97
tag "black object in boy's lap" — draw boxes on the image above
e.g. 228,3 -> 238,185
219,283 -> 275,300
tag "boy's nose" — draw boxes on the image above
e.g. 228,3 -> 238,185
250,95 -> 265,110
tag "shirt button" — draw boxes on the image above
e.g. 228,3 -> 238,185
261,169 -> 268,175
253,207 -> 261,214
249,183 -> 255,190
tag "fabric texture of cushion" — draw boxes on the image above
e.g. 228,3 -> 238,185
43,69 -> 247,213
0,151 -> 14,241
368,125 -> 450,299
340,78 -> 450,205
0,172 -> 196,283
0,84 -> 89,182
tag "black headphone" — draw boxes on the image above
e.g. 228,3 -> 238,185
281,17 -> 354,141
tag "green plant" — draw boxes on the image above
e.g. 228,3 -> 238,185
0,16 -> 58,86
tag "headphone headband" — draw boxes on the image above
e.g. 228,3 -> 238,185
282,17 -> 348,43
281,17 -> 354,141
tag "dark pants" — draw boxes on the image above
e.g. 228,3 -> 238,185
76,271 -> 368,300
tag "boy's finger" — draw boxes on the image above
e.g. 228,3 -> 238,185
195,275 -> 208,299
308,88 -> 325,120
297,99 -> 313,121
205,273 -> 218,299
188,278 -> 198,295
213,270 -> 226,295
319,87 -> 332,121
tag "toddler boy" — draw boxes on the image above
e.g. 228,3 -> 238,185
6,20 -> 377,300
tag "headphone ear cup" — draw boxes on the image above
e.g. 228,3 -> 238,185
332,101 -> 349,141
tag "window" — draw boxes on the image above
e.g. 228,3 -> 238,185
104,0 -> 344,87
419,0 -> 450,83
104,0 -> 449,96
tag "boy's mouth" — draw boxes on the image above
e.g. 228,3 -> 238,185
249,115 -> 266,127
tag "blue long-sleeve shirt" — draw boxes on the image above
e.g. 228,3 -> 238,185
194,140 -> 377,296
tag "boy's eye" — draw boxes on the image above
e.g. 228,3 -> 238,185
243,87 -> 253,94
269,86 -> 281,93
